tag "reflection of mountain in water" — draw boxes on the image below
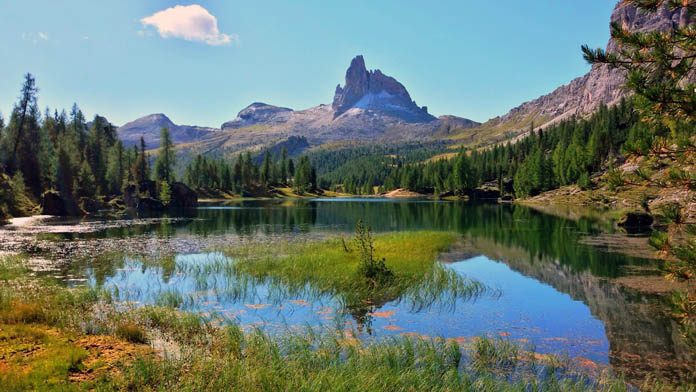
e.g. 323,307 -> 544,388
456,236 -> 695,383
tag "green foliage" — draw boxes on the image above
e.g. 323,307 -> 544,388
577,172 -> 592,190
605,168 -> 624,192
311,100 -> 637,198
154,127 -> 175,183
0,172 -> 35,218
659,202 -> 683,224
115,322 -> 148,344
670,290 -> 696,348
183,149 -> 313,194
293,155 -> 316,194
352,220 -> 393,285
159,180 -> 172,207
132,137 -> 150,185
583,0 -> 696,348
0,75 -> 136,215
649,231 -> 670,251
582,0 -> 695,128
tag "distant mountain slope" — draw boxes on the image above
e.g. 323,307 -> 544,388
118,113 -> 218,149
451,1 -> 691,146
170,55 -> 478,157
119,56 -> 479,157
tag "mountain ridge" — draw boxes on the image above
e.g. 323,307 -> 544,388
118,0 -> 685,155
118,113 -> 218,149
452,1 -> 692,146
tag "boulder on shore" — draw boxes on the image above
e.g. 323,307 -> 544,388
139,180 -> 157,198
467,187 -> 501,201
169,182 -> 198,208
41,191 -> 81,216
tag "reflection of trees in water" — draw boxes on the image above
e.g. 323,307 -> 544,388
50,201 -> 649,278
313,201 -> 646,277
462,236 -> 695,383
186,203 -> 318,236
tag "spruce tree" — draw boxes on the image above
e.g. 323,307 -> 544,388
154,127 -> 175,183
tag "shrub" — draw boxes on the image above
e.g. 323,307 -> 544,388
659,202 -> 683,224
577,172 -> 592,190
353,220 -> 393,285
605,168 -> 623,192
115,322 -> 148,344
648,231 -> 670,251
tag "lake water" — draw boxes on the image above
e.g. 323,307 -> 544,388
2,198 -> 693,381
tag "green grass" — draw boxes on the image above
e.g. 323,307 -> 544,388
225,232 -> 485,317
0,254 -> 29,281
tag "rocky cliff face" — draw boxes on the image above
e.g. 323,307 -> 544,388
332,55 -> 435,122
479,1 -> 691,140
118,113 -> 217,149
213,55 -> 477,150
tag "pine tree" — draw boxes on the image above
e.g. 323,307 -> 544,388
260,151 -> 271,187
280,147 -> 289,184
3,74 -> 47,197
154,127 -> 175,183
133,137 -> 150,185
581,0 -> 694,152
106,141 -> 125,194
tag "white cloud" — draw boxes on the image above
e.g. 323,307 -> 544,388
22,32 -> 50,44
140,4 -> 235,46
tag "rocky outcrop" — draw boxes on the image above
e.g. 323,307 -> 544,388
41,191 -> 81,216
332,55 -> 435,122
169,182 -> 198,209
79,197 -> 105,214
466,187 -> 501,201
433,115 -> 480,135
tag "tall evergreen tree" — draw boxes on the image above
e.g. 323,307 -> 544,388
154,127 -> 175,183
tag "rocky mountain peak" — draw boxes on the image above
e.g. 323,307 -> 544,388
221,102 -> 294,129
332,55 -> 434,122
118,113 -> 217,148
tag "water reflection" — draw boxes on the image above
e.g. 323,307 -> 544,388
21,199 -> 693,382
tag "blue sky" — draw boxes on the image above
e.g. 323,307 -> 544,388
0,1 -> 616,127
